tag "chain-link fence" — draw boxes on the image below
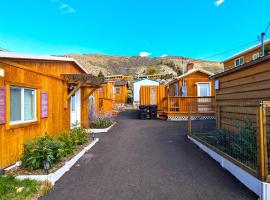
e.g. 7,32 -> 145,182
189,102 -> 259,175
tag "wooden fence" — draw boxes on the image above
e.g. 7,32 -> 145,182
161,96 -> 215,115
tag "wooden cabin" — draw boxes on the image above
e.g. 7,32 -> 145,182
97,81 -> 115,116
211,54 -> 270,133
139,85 -> 166,112
113,80 -> 128,104
0,52 -> 101,169
223,39 -> 270,70
133,79 -> 159,105
164,68 -> 216,120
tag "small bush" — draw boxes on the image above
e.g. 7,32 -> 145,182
90,118 -> 113,129
21,127 -> 89,171
21,135 -> 63,171
204,120 -> 257,169
58,132 -> 77,157
70,126 -> 89,145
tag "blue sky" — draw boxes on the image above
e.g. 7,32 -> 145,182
0,0 -> 269,61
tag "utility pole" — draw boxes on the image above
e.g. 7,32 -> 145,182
258,22 -> 270,57
260,32 -> 266,57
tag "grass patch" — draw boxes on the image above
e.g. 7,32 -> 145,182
0,175 -> 52,200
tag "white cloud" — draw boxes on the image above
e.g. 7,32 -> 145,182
214,0 -> 224,7
160,54 -> 168,58
59,3 -> 76,14
140,52 -> 151,57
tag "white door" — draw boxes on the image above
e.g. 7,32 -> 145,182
197,83 -> 211,112
197,83 -> 211,97
70,89 -> 81,128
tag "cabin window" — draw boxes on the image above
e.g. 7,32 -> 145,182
252,53 -> 260,60
115,87 -> 121,94
234,57 -> 244,67
71,95 -> 76,112
10,87 -> 36,124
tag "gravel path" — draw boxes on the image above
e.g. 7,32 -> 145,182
41,110 -> 257,200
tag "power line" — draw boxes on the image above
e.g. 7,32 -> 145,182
198,39 -> 259,61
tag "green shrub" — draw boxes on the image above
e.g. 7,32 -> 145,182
21,135 -> 63,171
90,118 -> 113,129
70,126 -> 89,145
205,120 -> 257,168
57,132 -> 77,157
21,127 -> 89,171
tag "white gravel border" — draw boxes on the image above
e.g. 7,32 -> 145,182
86,122 -> 116,134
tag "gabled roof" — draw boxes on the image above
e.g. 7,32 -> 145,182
223,39 -> 270,63
167,68 -> 213,85
134,78 -> 159,83
114,80 -> 127,86
0,51 -> 88,73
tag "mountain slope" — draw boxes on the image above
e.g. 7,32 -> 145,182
65,54 -> 224,76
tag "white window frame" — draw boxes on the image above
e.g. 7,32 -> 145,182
10,86 -> 37,125
252,53 -> 260,60
196,82 -> 211,96
234,57 -> 245,67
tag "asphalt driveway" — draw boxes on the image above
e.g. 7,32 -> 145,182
41,110 -> 257,200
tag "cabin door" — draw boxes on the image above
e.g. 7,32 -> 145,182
70,89 -> 81,128
197,83 -> 211,112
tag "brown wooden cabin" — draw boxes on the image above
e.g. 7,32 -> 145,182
164,68 -> 216,120
97,81 -> 114,116
139,85 -> 166,112
210,54 -> 270,133
114,80 -> 128,104
223,39 -> 270,70
0,52 -> 101,169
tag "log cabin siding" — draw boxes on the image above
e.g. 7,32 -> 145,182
0,59 -> 90,169
214,58 -> 270,133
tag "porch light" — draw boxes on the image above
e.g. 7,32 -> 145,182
0,169 -> 5,175
43,159 -> 51,174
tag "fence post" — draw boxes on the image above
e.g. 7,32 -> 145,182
167,96 -> 170,113
257,102 -> 267,181
217,105 -> 221,128
188,104 -> 191,134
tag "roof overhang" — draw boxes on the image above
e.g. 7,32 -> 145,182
166,68 -> 214,85
210,55 -> 270,79
0,51 -> 88,73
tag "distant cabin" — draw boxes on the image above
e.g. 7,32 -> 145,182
223,39 -> 270,70
133,79 -> 159,104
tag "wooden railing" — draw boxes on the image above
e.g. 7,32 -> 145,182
161,96 -> 215,114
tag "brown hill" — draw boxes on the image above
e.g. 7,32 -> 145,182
65,54 -> 224,77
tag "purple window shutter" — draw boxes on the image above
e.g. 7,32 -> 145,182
41,92 -> 48,118
0,87 -> 6,124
